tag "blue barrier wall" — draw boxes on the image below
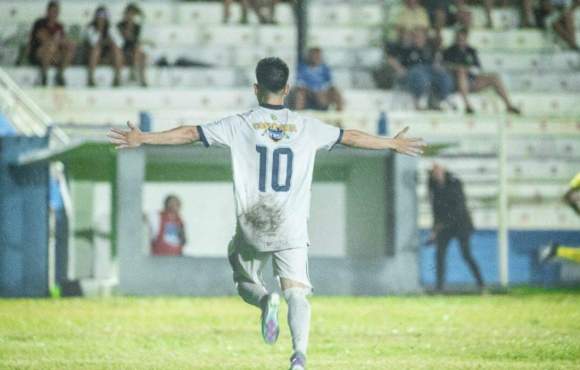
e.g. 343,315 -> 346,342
0,113 -> 16,136
0,136 -> 50,297
420,229 -> 580,287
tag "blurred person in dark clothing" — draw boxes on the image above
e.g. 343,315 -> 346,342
421,0 -> 472,32
28,1 -> 76,86
117,3 -> 148,87
86,6 -> 123,87
428,163 -> 485,292
223,0 -> 279,24
386,30 -> 453,110
443,28 -> 521,115
535,0 -> 579,50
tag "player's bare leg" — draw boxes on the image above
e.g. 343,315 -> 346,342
281,277 -> 310,370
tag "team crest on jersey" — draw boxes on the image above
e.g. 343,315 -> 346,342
253,116 -> 297,142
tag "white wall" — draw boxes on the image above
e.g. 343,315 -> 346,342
93,181 -> 347,257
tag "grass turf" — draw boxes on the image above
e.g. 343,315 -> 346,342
0,289 -> 579,369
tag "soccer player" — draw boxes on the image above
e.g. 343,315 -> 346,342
539,172 -> 580,264
107,57 -> 425,370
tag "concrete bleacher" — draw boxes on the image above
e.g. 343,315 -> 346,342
1,0 -> 579,232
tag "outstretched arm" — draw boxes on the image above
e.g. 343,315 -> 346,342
341,126 -> 426,156
107,122 -> 199,149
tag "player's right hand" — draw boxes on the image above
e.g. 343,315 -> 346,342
107,121 -> 143,149
392,127 -> 426,157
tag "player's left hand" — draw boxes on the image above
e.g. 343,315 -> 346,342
107,121 -> 143,149
392,127 -> 426,157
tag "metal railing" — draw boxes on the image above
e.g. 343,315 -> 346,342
0,67 -> 69,146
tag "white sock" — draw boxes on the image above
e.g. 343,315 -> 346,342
283,287 -> 311,355
237,281 -> 268,308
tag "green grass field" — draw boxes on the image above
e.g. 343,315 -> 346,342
1,289 -> 579,370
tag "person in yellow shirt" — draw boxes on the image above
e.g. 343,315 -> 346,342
393,0 -> 431,32
539,173 -> 580,263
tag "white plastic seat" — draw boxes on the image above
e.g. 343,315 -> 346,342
309,27 -> 379,48
257,26 -> 297,47
352,4 -> 384,27
199,25 -> 256,46
176,2 -> 223,25
309,4 -> 352,26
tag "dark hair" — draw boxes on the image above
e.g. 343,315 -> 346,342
47,1 -> 59,10
164,195 -> 180,209
90,6 -> 110,35
255,57 -> 289,94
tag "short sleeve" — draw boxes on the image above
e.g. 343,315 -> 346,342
197,115 -> 241,148
306,119 -> 343,151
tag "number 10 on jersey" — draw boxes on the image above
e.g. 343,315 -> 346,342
256,145 -> 293,192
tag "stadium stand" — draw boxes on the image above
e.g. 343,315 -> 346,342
0,0 -> 579,238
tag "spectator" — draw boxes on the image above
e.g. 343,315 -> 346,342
86,6 -> 123,87
428,163 -> 485,292
387,30 -> 453,110
443,28 -> 521,114
484,0 -> 536,28
393,0 -> 431,33
147,195 -> 187,256
293,47 -> 343,111
223,0 -> 279,24
535,0 -> 579,50
28,1 -> 76,86
117,3 -> 148,87
421,0 -> 472,32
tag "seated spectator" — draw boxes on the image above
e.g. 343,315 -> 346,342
387,30 -> 453,110
393,0 -> 431,33
535,0 -> 579,50
147,195 -> 187,256
28,1 -> 76,86
421,0 -> 472,32
483,0 -> 536,28
86,6 -> 123,87
223,0 -> 279,24
293,47 -> 343,111
117,3 -> 148,87
443,28 -> 521,115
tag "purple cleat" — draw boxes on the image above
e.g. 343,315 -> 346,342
289,351 -> 306,370
261,293 -> 280,345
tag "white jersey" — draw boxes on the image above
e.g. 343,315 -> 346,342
197,105 -> 343,252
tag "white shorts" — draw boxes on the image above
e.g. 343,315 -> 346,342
228,240 -> 312,291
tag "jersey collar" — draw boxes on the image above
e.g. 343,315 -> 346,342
259,102 -> 285,110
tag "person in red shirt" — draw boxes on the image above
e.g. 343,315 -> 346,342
148,195 -> 187,256
28,1 -> 76,86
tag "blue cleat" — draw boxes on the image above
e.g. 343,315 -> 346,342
289,351 -> 306,370
261,293 -> 280,345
